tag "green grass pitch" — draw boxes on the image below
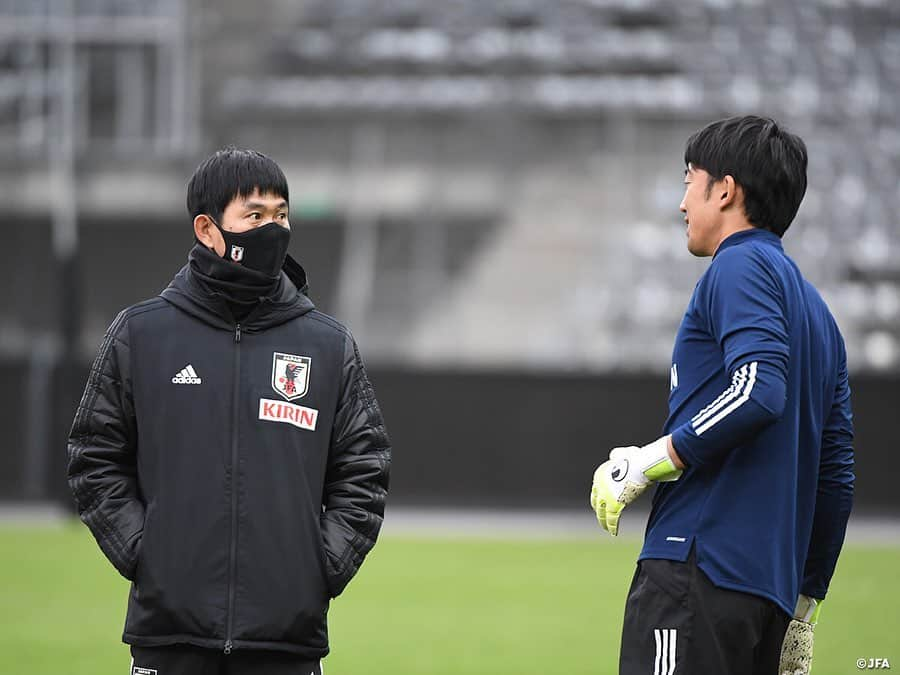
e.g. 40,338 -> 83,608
1,521 -> 897,674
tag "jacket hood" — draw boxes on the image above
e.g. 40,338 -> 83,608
160,252 -> 315,332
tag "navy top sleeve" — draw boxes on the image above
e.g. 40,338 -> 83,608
671,246 -> 790,469
801,344 -> 854,599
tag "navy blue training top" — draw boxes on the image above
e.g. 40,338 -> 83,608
640,228 -> 854,616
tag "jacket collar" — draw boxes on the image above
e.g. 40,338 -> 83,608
159,250 -> 315,332
714,227 -> 783,258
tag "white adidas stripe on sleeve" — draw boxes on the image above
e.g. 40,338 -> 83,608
691,363 -> 749,426
693,362 -> 758,436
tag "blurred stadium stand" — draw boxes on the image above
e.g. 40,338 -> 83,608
1,0 -> 897,370
0,0 -> 897,508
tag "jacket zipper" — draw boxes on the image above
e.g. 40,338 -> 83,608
224,323 -> 241,654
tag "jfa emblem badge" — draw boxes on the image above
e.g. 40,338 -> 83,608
230,244 -> 244,262
272,352 -> 311,401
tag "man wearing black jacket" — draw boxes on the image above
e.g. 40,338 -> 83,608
68,148 -> 391,674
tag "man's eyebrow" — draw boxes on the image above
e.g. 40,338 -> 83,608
242,200 -> 288,210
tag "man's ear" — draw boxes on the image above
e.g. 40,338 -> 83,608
194,214 -> 217,249
718,175 -> 739,210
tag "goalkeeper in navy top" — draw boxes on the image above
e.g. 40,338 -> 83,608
590,116 -> 854,675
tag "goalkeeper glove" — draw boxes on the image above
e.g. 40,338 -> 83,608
590,436 -> 682,536
779,595 -> 822,675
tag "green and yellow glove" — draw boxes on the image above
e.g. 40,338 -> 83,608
779,595 -> 822,675
590,436 -> 682,536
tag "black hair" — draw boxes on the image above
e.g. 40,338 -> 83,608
186,147 -> 289,224
684,115 -> 808,237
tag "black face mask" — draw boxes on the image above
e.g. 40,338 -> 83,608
211,219 -> 291,278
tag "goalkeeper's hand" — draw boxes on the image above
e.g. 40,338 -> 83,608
589,436 -> 682,536
779,595 -> 822,675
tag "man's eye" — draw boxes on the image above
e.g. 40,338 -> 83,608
249,213 -> 261,220
277,213 -> 287,220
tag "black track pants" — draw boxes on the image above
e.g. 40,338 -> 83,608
619,551 -> 791,675
129,645 -> 323,675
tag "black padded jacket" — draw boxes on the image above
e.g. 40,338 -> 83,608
67,255 -> 390,659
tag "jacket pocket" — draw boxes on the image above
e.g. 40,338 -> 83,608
126,528 -> 143,582
315,519 -> 336,598
126,498 -> 229,639
232,502 -> 330,648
